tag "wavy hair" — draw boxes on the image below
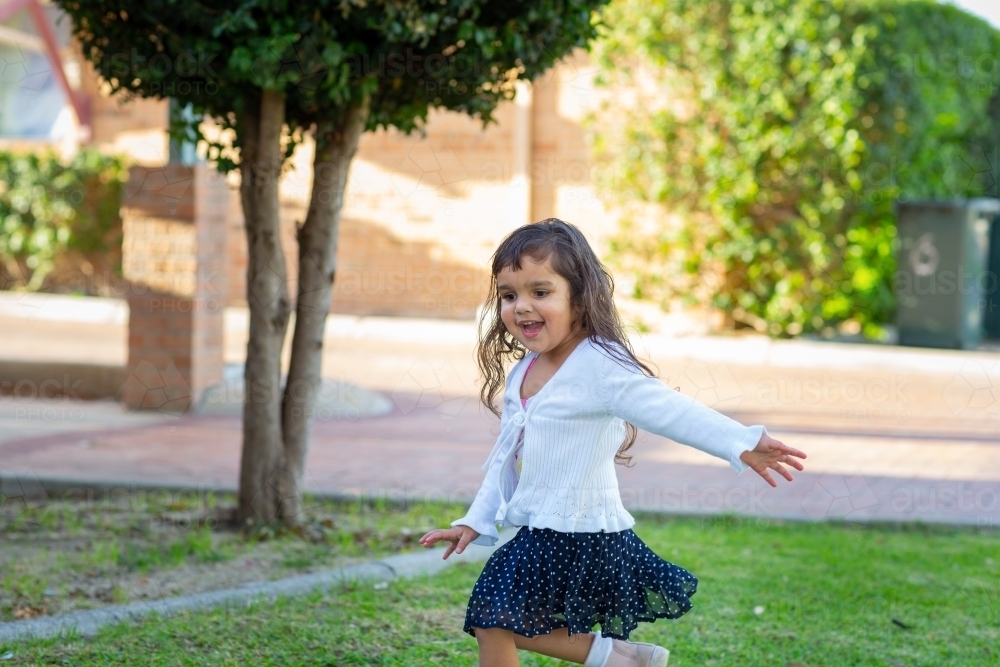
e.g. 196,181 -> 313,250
477,218 -> 665,467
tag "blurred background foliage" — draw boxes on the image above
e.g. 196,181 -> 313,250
0,150 -> 129,293
589,0 -> 1000,340
6,0 -> 1000,335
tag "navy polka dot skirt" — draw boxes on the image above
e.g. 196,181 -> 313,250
463,526 -> 697,641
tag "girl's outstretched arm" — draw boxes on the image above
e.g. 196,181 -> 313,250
599,350 -> 805,479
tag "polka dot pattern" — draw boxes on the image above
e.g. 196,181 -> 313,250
464,526 -> 697,641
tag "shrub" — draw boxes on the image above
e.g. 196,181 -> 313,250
589,0 -> 1000,340
0,149 -> 129,292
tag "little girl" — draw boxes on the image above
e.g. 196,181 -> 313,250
420,219 -> 806,667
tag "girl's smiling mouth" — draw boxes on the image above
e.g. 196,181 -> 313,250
520,321 -> 544,337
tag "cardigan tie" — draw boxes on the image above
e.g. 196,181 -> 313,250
481,410 -> 526,472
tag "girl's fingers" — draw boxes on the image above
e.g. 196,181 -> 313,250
775,443 -> 807,459
756,466 -> 777,488
772,462 -> 794,482
782,455 -> 805,471
455,532 -> 474,555
420,530 -> 462,558
420,530 -> 448,547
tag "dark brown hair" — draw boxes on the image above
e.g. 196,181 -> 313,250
477,218 -> 660,467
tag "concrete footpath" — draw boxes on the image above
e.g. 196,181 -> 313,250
2,294 -> 1000,528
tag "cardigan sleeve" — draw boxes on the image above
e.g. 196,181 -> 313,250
449,400 -> 508,546
598,349 -> 767,474
449,459 -> 503,546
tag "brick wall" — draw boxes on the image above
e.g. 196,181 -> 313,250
224,193 -> 490,319
119,164 -> 227,411
80,47 -> 644,322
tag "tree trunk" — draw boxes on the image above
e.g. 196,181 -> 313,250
276,98 -> 370,522
237,89 -> 292,526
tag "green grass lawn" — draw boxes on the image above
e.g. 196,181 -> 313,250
3,514 -> 997,666
1,491 -> 472,621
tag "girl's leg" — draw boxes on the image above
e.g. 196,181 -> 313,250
474,627 -> 520,667
475,626 -> 596,665
513,627 -> 595,663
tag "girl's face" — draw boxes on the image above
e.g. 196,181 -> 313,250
496,254 -> 584,355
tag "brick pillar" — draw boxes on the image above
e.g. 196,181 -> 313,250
118,164 -> 228,413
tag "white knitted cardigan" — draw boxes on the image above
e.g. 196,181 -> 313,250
451,335 -> 769,546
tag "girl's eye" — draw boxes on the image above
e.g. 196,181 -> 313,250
534,290 -> 548,298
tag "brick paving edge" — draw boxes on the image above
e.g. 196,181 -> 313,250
0,525 -> 518,645
0,475 -> 408,508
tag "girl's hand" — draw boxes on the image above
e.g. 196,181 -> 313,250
739,433 -> 807,487
419,525 -> 480,560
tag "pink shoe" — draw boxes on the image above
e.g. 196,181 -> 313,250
604,639 -> 670,667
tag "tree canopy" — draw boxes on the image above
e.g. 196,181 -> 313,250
63,0 -> 604,168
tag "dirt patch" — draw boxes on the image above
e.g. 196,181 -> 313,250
0,491 -> 468,622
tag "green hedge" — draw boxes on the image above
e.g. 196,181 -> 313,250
590,0 -> 1000,339
0,149 -> 129,291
